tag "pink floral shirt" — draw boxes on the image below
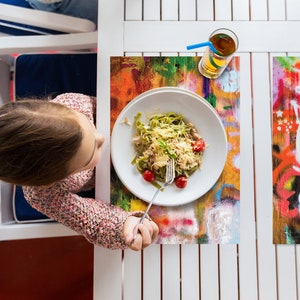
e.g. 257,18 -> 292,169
22,93 -> 131,250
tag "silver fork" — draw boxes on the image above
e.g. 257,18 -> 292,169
131,159 -> 175,244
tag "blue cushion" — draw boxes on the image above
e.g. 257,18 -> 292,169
13,52 -> 97,222
13,186 -> 50,222
15,53 -> 97,98
0,0 -> 31,8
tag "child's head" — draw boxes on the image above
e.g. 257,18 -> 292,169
0,100 -> 103,186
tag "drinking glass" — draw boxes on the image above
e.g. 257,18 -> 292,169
198,28 -> 239,79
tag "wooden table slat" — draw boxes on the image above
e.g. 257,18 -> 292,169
238,53 -> 258,300
286,0 -> 300,20
200,245 -> 219,300
124,21 -> 300,53
181,245 -> 200,300
196,0 -> 214,21
123,251 -> 142,300
162,245 -> 181,299
252,52 -> 277,300
143,245 -> 161,300
250,0 -> 268,20
214,0 -> 232,20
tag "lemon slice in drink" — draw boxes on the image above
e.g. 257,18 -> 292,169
209,56 -> 227,69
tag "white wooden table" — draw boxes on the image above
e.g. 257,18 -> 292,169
94,0 -> 300,299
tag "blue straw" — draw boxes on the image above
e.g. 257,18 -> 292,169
186,41 -> 217,53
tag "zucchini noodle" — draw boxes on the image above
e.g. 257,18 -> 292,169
132,112 -> 205,183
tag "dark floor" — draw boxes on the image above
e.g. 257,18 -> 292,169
0,236 -> 94,300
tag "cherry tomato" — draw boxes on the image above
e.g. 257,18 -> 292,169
175,175 -> 188,188
142,169 -> 155,182
192,138 -> 206,152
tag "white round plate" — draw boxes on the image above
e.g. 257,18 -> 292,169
111,87 -> 227,206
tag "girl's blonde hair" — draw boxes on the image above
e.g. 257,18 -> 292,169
0,100 -> 83,186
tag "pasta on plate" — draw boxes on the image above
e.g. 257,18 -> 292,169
132,112 -> 206,188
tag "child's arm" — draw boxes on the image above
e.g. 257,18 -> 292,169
22,171 -> 158,250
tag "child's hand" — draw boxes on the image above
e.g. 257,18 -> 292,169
123,216 -> 159,251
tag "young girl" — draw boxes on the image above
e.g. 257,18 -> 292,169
0,93 -> 158,251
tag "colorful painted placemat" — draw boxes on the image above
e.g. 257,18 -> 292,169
110,56 -> 240,244
273,57 -> 300,244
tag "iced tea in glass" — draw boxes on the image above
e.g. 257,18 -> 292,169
199,28 -> 239,79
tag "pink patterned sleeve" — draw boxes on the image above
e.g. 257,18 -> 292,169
23,171 -> 132,250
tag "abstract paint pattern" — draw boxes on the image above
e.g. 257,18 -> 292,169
110,56 -> 240,244
273,57 -> 300,244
